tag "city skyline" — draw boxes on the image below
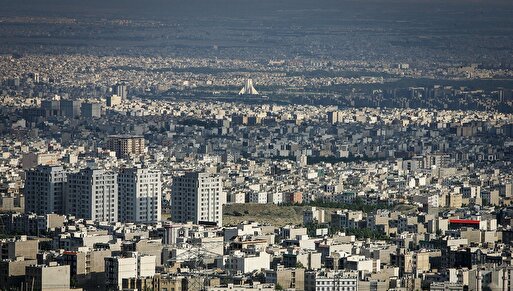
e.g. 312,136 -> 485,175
0,0 -> 512,291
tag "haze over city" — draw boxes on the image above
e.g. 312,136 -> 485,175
0,0 -> 512,290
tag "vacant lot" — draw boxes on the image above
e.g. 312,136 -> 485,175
223,203 -> 306,226
222,203 -> 417,227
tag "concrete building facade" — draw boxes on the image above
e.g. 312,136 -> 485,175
24,165 -> 67,215
66,168 -> 118,222
171,172 -> 224,226
118,167 -> 162,223
25,263 -> 72,291
105,252 -> 156,290
106,135 -> 145,159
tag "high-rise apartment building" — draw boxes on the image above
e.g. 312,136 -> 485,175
81,102 -> 101,118
118,167 -> 162,223
171,172 -> 224,226
41,100 -> 61,116
24,165 -> 67,215
327,111 -> 339,124
66,168 -> 118,222
106,135 -> 145,159
60,99 -> 82,118
113,84 -> 128,99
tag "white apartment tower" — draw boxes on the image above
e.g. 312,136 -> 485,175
118,167 -> 162,223
24,165 -> 67,215
66,168 -> 118,222
171,172 -> 224,226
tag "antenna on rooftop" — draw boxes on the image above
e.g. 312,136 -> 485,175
170,239 -> 225,291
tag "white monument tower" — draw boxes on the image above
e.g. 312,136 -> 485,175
239,78 -> 259,95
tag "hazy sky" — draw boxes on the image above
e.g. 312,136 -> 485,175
1,0 -> 512,18
0,0 -> 511,61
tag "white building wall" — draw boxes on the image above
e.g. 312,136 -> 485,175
249,192 -> 267,204
171,172 -> 224,226
119,167 -> 162,223
106,256 -> 137,290
226,252 -> 271,274
24,165 -> 67,215
66,168 -> 118,222
138,255 -> 156,277
267,192 -> 283,204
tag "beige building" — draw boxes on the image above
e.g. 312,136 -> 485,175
125,239 -> 164,266
481,190 -> 500,206
106,135 -> 145,158
106,95 -> 122,107
0,257 -> 37,290
61,248 -> 111,287
25,263 -> 75,291
0,195 -> 24,212
358,280 -> 390,291
21,152 -> 60,170
0,236 -> 38,260
391,250 -> 430,276
265,266 -> 305,291
283,250 -> 322,270
304,207 -> 326,224
447,193 -> 463,209
123,274 -> 222,291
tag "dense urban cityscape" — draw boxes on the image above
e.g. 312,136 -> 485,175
0,0 -> 513,290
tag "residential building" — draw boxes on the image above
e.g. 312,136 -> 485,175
60,99 -> 82,118
24,165 -> 67,215
208,283 -> 275,291
21,152 -> 60,170
61,248 -> 112,285
106,135 -> 145,159
305,270 -> 358,291
81,102 -> 101,118
0,257 -> 37,290
118,167 -> 162,223
66,168 -> 118,222
265,266 -> 305,291
224,250 -> 271,274
105,252 -> 156,290
24,263 -> 72,291
114,84 -> 128,99
0,236 -> 38,260
171,172 -> 224,226
106,95 -> 122,107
